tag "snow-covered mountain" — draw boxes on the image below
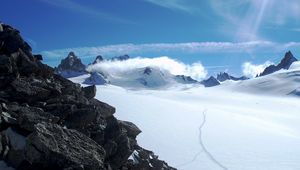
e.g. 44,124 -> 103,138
61,51 -> 299,91
75,66 -> 199,89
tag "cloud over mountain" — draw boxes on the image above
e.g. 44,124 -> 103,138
242,61 -> 273,78
87,56 -> 207,81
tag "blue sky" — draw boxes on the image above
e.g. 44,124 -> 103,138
1,0 -> 300,76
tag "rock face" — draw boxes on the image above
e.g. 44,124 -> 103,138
217,72 -> 248,82
55,52 -> 87,78
201,76 -> 220,87
0,23 -> 176,170
259,51 -> 298,77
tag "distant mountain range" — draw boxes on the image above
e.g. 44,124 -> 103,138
55,51 -> 299,89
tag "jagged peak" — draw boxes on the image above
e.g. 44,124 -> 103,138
92,55 -> 104,64
259,51 -> 298,77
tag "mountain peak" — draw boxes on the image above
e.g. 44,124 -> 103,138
201,76 -> 220,87
278,51 -> 298,69
55,52 -> 87,78
217,72 -> 248,82
259,51 -> 298,77
67,51 -> 76,57
92,55 -> 104,64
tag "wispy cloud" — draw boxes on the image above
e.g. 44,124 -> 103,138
144,0 -> 193,13
41,41 -> 300,58
39,0 -> 133,24
210,0 -> 300,41
291,28 -> 300,32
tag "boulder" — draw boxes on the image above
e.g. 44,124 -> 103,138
10,78 -> 51,102
25,123 -> 106,170
17,106 -> 60,132
82,85 -> 96,100
118,120 -> 141,138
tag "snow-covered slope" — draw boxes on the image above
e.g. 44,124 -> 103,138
218,61 -> 300,97
68,61 -> 300,170
93,84 -> 300,170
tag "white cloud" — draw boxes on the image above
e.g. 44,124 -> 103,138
87,56 -> 207,81
42,41 -> 285,58
242,61 -> 273,78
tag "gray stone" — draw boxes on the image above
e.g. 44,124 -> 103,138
25,123 -> 106,170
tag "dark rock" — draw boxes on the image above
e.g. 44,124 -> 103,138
16,49 -> 40,76
17,106 -> 60,132
0,23 -> 176,170
89,98 -> 115,118
82,85 -> 96,100
0,24 -> 32,56
103,140 -> 118,157
44,103 -> 77,120
25,123 -> 106,170
126,146 -> 176,170
2,128 -> 27,168
64,108 -> 103,130
0,54 -> 13,74
108,133 -> 134,169
46,94 -> 89,106
10,78 -> 51,103
1,111 -> 17,125
201,76 -> 220,87
118,120 -> 141,138
33,54 -> 43,61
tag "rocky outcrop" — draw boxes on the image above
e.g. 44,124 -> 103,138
259,51 -> 298,77
0,23 -> 175,170
217,72 -> 248,82
201,76 -> 220,87
55,52 -> 87,78
126,146 -> 176,170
